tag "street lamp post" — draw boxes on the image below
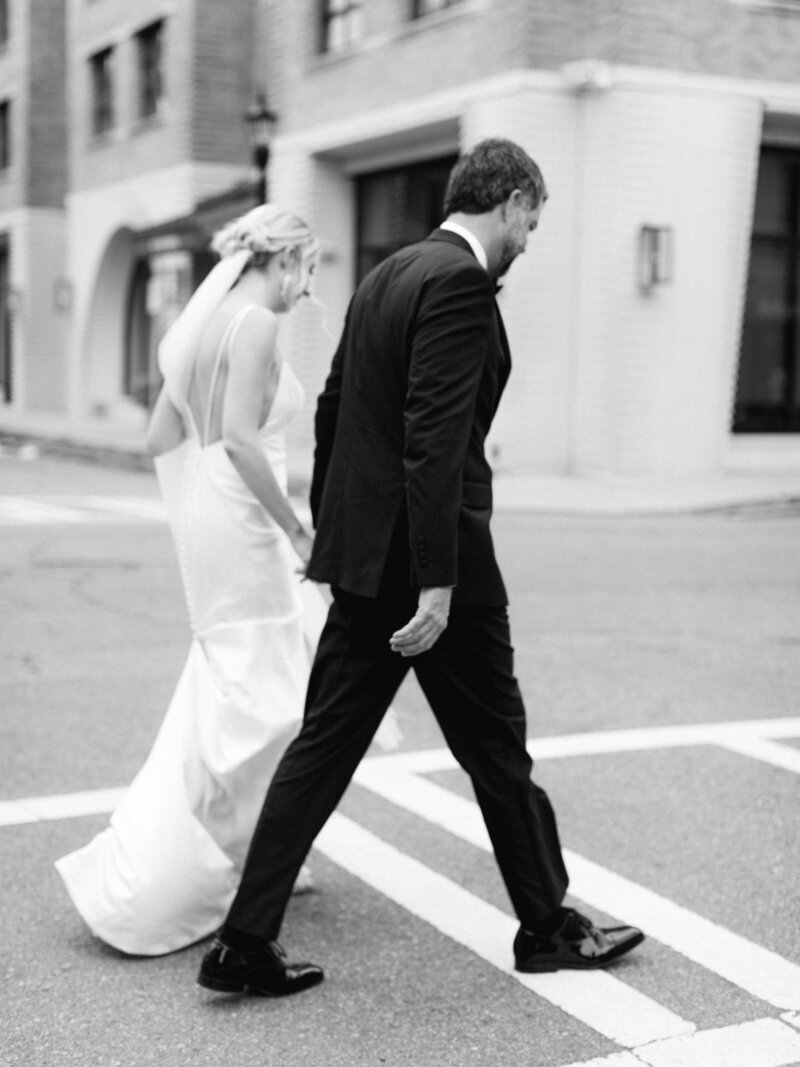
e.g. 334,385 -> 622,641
244,91 -> 278,205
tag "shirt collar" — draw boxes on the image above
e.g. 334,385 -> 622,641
440,220 -> 488,271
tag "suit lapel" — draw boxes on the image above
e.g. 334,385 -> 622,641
493,300 -> 512,391
426,228 -> 512,407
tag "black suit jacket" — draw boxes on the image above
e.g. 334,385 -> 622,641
307,229 -> 511,606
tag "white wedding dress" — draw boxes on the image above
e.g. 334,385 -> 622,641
55,306 -> 331,955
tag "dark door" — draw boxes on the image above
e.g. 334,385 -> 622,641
356,154 -> 458,284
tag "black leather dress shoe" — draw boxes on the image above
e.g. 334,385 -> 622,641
514,908 -> 645,973
197,936 -> 324,996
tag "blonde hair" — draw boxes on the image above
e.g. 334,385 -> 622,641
211,204 -> 319,266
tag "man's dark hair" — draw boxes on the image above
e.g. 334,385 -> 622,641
443,137 -> 547,216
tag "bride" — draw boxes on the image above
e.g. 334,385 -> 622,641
56,205 -> 393,955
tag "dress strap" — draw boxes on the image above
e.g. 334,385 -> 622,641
201,304 -> 256,446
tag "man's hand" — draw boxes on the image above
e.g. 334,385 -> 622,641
389,586 -> 453,658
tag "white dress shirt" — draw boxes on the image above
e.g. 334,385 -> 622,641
439,220 -> 488,271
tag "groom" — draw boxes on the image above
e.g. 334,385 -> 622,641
198,138 -> 644,996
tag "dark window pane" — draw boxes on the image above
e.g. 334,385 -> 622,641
412,0 -> 465,18
737,246 -> 791,408
752,153 -> 794,237
137,22 -> 164,119
735,147 -> 800,433
0,101 -> 10,169
0,238 -> 10,403
356,155 -> 458,283
124,259 -> 156,408
90,48 -> 114,136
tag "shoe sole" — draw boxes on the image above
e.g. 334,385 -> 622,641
197,972 -> 325,997
515,931 -> 645,973
197,973 -> 246,994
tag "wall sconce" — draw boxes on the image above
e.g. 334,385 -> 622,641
638,225 -> 674,292
244,89 -> 278,205
54,278 -> 72,314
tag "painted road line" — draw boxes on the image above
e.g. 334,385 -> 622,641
353,762 -> 800,1012
635,1017 -> 800,1067
316,812 -> 693,1048
562,1056 -> 643,1067
0,495 -> 314,525
0,498 -> 89,524
717,735 -> 800,775
0,495 -> 166,524
70,496 -> 166,521
0,788 -> 125,826
365,717 -> 800,776
562,1018 -> 800,1067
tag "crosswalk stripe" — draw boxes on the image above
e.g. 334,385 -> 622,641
0,495 -> 166,525
0,498 -> 89,524
717,735 -> 800,775
562,1018 -> 800,1067
353,762 -> 800,1012
0,788 -> 124,826
0,495 -> 313,525
369,717 -> 800,775
316,812 -> 694,1048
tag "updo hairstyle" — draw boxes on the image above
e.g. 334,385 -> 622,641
211,204 -> 319,272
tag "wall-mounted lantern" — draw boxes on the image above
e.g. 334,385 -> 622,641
243,90 -> 278,205
638,225 -> 674,292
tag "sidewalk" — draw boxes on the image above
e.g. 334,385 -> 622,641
491,468 -> 800,514
0,414 -> 151,472
2,419 -> 800,515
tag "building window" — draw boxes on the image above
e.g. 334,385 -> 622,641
320,0 -> 363,53
124,258 -> 156,409
0,0 -> 9,46
90,47 -> 114,137
137,21 -> 164,120
734,146 -> 800,433
412,0 -> 465,17
0,101 -> 10,170
356,155 -> 458,283
0,237 -> 10,404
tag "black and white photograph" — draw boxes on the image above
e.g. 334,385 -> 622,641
1,2 -> 799,1065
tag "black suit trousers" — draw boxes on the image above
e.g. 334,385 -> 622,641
224,585 -> 570,941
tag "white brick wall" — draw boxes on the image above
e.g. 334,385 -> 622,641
262,67 -> 790,479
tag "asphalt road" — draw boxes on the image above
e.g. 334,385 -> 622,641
1,451 -> 799,1067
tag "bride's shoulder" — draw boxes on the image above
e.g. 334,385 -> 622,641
233,304 -> 278,345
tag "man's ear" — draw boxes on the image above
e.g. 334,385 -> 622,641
499,189 -> 523,221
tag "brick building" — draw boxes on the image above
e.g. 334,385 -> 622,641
2,0 -> 800,480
